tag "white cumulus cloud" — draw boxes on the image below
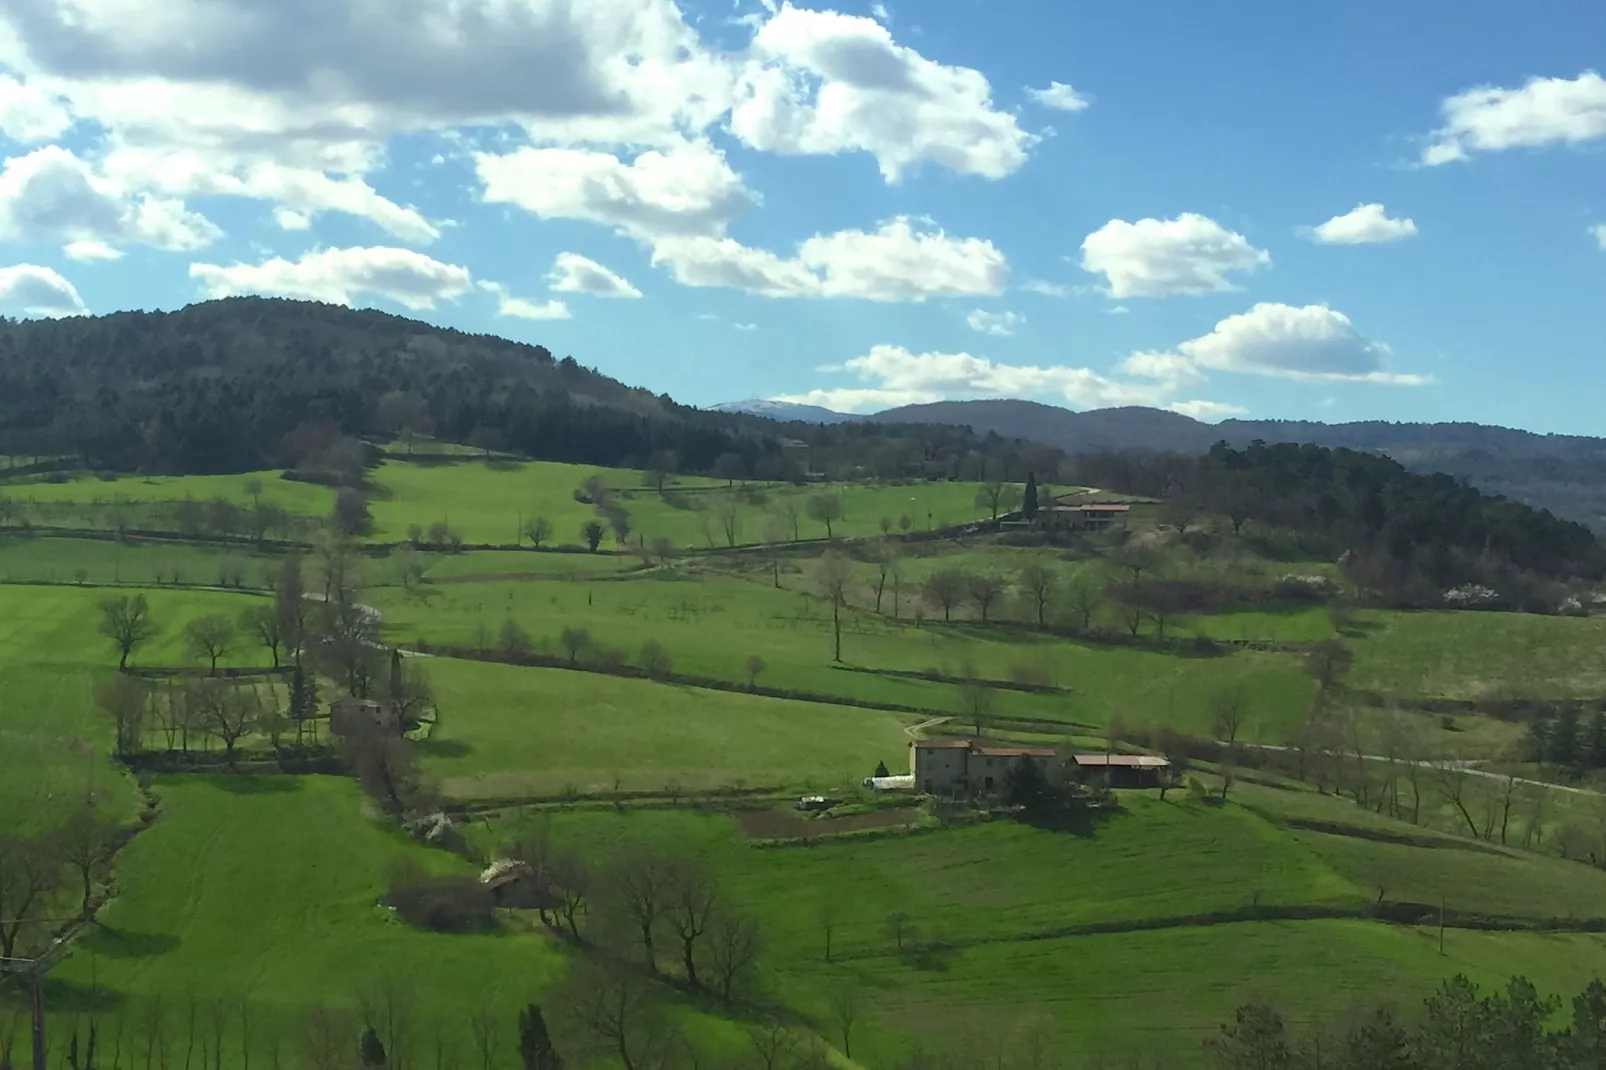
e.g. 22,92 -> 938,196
1591,224 -> 1606,250
775,344 -> 1180,413
0,263 -> 87,317
650,216 -> 1007,301
190,246 -> 472,310
1026,82 -> 1090,112
0,75 -> 73,142
0,146 -> 219,254
478,280 -> 572,320
1423,71 -> 1606,165
475,141 -> 756,241
1124,303 -> 1427,384
1308,203 -> 1417,245
1080,213 -> 1269,298
1168,399 -> 1246,421
729,3 -> 1034,181
966,309 -> 1024,336
63,239 -> 124,262
545,252 -> 643,298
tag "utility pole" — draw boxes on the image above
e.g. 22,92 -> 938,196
1,939 -> 73,1070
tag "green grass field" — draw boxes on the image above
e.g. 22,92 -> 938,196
4,470 -> 332,514
420,658 -> 913,798
0,534 -> 282,587
0,584 -> 271,824
365,459 -> 1002,548
466,781 -> 1606,1066
8,455 -> 1606,1067
1347,609 -> 1606,700
381,570 -> 1317,741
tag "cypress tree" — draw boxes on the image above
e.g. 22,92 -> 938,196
517,1004 -> 562,1070
1548,706 -> 1581,769
1586,709 -> 1606,770
359,1026 -> 387,1069
1023,472 -> 1039,519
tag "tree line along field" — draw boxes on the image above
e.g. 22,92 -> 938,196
5,449 -> 1606,1067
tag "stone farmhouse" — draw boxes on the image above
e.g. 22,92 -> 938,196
910,738 -> 1059,795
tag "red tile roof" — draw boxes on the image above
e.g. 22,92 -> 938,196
976,746 -> 1056,758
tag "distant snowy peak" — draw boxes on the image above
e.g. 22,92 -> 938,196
710,398 -> 859,425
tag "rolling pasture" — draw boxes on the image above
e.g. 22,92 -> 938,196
5,452 -> 1606,1067
373,567 -> 1319,742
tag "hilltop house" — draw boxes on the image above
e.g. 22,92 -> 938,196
330,696 -> 401,737
1036,503 -> 1131,532
910,738 -> 1059,795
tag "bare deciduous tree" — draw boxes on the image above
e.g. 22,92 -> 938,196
814,552 -> 853,663
555,962 -> 677,1070
805,494 -> 842,539
184,614 -> 237,675
58,800 -> 118,919
560,627 -> 591,666
1017,563 -> 1057,627
524,515 -> 553,548
708,911 -> 764,1001
606,851 -> 674,973
99,594 -> 158,669
95,674 -> 148,757
663,860 -> 719,987
0,832 -> 60,958
744,655 -> 766,691
194,678 -> 258,768
817,899 -> 837,963
922,568 -> 968,623
829,986 -> 860,1060
1211,686 -> 1250,747
958,676 -> 996,737
967,573 -> 1007,623
239,604 -> 284,667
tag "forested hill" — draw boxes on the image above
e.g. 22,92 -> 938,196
867,399 -> 1606,530
0,299 -> 1053,479
0,298 -> 761,473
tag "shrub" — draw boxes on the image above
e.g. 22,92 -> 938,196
384,875 -> 495,933
639,639 -> 673,679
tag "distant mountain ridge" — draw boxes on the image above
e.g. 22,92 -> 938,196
709,399 -> 860,425
717,396 -> 1606,529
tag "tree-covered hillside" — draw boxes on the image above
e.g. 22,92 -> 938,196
0,299 -> 1055,480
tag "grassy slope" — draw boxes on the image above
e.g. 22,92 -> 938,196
365,461 -> 994,547
474,783 -> 1606,1067
385,572 -> 1316,740
6,471 -> 331,514
422,658 -> 913,798
0,535 -> 282,587
0,584 -> 269,824
1348,609 -> 1606,700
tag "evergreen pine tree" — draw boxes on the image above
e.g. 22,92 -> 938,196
359,1026 -> 387,1069
1586,709 -> 1606,771
1023,472 -> 1039,519
517,1004 -> 562,1070
873,760 -> 891,779
1547,706 -> 1581,769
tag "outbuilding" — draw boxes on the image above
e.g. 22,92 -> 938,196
1071,754 -> 1172,789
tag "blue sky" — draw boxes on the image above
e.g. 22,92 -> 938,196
0,0 -> 1603,432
